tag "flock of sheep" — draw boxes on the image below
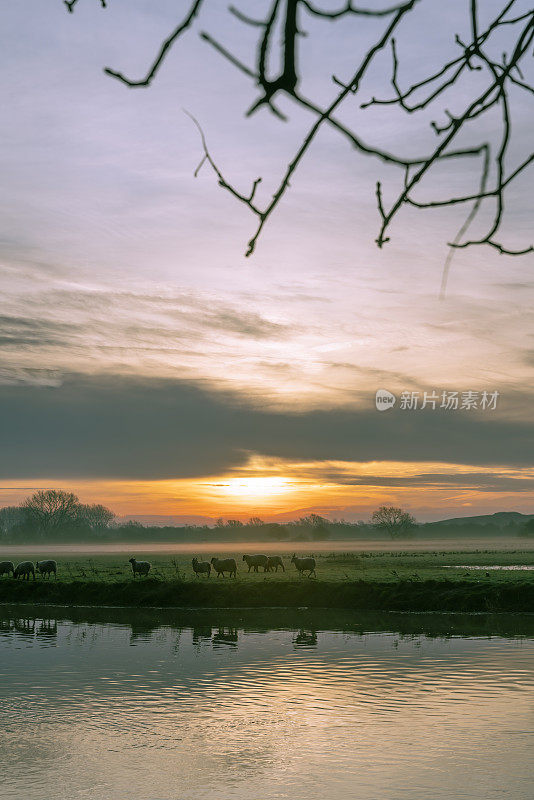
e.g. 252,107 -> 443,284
0,560 -> 57,580
140,553 -> 317,578
0,554 -> 318,581
194,554 -> 316,578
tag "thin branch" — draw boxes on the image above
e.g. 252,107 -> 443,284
64,0 -> 106,12
301,0 -> 415,18
294,92 -> 484,167
228,6 -> 266,27
440,144 -> 490,298
199,32 -> 256,80
406,153 -> 533,209
104,0 -> 204,87
361,51 -> 467,109
185,111 -> 263,214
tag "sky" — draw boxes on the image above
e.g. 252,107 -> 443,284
0,0 -> 533,523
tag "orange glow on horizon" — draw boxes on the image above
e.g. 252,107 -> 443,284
1,457 -> 533,522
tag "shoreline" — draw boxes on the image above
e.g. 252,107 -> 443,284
2,602 -> 534,639
1,577 -> 533,613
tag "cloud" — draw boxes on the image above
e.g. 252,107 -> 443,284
0,315 -> 81,349
0,287 -> 295,358
493,282 -> 534,291
320,471 -> 534,493
0,373 -> 532,480
196,308 -> 289,339
0,367 -> 62,386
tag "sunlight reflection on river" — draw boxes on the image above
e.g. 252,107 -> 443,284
0,609 -> 533,800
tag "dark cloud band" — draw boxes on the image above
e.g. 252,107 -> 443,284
0,373 -> 532,480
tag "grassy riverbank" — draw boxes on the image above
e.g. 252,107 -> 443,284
1,575 -> 534,611
1,550 -> 533,611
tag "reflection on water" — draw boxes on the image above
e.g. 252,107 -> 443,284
1,607 -> 533,800
444,565 -> 534,570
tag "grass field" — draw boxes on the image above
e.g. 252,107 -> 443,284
3,548 -> 534,584
1,548 -> 534,612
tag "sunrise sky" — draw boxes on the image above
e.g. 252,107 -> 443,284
0,1 -> 532,523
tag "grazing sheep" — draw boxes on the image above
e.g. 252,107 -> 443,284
192,557 -> 211,578
36,560 -> 57,579
14,561 -> 35,581
242,553 -> 269,573
210,557 -> 237,578
0,560 -> 15,577
266,555 -> 285,572
291,554 -> 316,578
128,557 -> 151,577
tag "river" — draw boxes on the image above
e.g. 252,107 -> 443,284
1,606 -> 533,800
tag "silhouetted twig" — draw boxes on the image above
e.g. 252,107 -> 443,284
64,0 -> 106,13
104,0 -> 205,87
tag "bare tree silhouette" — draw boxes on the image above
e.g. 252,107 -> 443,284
65,0 -> 533,285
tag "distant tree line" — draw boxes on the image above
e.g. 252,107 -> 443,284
0,491 -> 532,543
0,492 -> 399,543
213,512 -> 334,541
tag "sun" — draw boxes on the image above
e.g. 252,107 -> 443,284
219,477 -> 293,500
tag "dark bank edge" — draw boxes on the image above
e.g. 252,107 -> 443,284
1,577 -> 533,613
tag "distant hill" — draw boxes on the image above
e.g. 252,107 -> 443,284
427,511 -> 534,528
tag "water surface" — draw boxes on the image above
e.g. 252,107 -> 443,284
444,565 -> 534,570
1,607 -> 533,800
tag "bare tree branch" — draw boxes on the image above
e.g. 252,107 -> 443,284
241,0 -> 420,256
368,5 -> 533,258
64,0 -> 534,274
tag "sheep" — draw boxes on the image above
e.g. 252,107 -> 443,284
242,553 -> 269,573
210,557 -> 237,578
128,557 -> 151,577
291,554 -> 316,578
36,560 -> 57,579
266,555 -> 285,573
0,560 -> 15,578
192,557 -> 211,578
14,561 -> 36,581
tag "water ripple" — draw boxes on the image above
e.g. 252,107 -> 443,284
0,618 -> 533,800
